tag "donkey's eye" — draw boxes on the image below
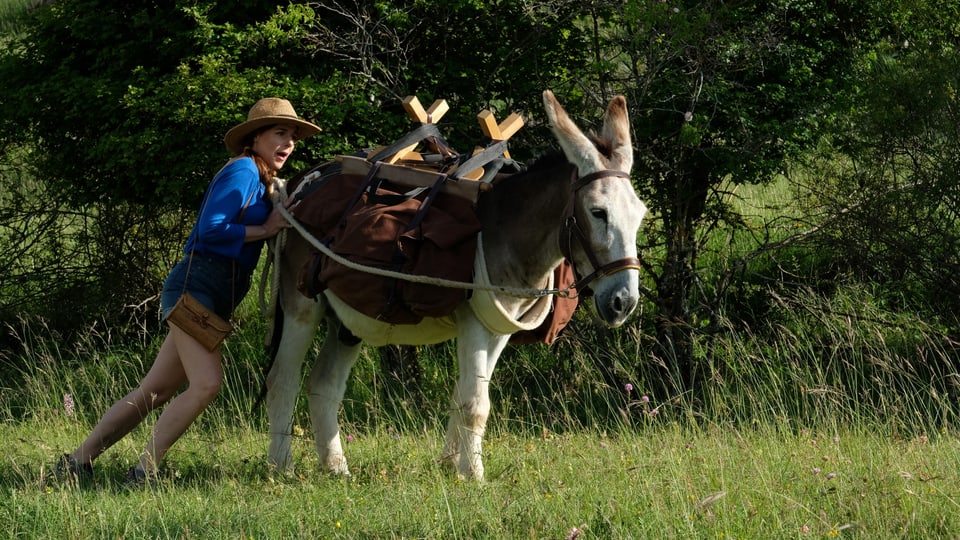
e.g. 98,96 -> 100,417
591,208 -> 608,223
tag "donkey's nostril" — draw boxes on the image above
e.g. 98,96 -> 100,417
609,289 -> 638,321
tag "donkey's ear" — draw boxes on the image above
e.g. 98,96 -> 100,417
601,96 -> 633,173
542,90 -> 604,174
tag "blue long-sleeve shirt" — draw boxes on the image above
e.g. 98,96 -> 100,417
184,157 -> 270,275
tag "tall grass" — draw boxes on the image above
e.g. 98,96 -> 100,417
0,0 -> 31,36
7,256 -> 955,442
701,284 -> 960,431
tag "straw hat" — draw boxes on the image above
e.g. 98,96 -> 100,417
224,98 -> 321,154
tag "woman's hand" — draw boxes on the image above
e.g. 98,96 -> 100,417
246,198 -> 298,241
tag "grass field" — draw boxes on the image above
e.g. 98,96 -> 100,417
2,317 -> 959,539
5,416 -> 959,538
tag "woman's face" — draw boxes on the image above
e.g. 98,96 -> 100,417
252,124 -> 299,171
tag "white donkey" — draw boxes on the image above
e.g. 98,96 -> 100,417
265,90 -> 647,480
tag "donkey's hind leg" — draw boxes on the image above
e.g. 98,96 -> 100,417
307,317 -> 362,475
266,291 -> 322,472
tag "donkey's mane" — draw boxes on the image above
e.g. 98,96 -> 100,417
522,133 -> 612,173
490,150 -> 571,194
478,151 -> 574,223
525,150 -> 568,173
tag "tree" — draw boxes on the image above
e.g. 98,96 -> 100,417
559,0 -> 874,394
0,1 -> 369,207
0,1 -> 374,338
806,2 -> 960,320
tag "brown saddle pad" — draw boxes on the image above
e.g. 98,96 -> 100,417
293,166 -> 479,324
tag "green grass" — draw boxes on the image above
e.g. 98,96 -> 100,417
3,307 -> 960,538
4,418 -> 959,538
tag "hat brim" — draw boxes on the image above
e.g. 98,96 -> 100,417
224,116 -> 322,155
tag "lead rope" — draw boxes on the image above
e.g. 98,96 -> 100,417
259,178 -> 288,347
272,200 -> 573,299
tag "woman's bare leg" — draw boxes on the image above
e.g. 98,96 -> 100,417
69,331 -> 186,464
135,324 -> 224,474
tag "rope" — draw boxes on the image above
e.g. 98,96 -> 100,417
272,187 -> 574,300
258,179 -> 289,346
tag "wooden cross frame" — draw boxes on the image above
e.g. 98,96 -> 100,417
475,110 -> 524,160
383,95 -> 450,164
455,109 -> 525,180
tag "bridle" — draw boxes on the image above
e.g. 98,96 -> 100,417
559,168 -> 642,295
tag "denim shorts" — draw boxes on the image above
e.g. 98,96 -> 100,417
160,254 -> 252,321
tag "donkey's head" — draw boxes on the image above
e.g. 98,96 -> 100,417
543,90 -> 647,327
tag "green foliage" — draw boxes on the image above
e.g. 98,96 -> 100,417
0,1 -> 358,207
0,0 -> 30,36
807,8 -> 960,322
0,154 -> 190,349
621,0 -> 859,186
298,0 -> 592,156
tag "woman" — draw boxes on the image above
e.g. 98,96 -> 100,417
54,98 -> 320,485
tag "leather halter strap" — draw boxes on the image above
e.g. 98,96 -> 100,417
561,168 -> 641,295
573,169 -> 630,191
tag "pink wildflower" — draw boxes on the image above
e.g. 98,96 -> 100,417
63,393 -> 75,417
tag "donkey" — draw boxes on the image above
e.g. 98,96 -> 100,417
265,90 -> 647,480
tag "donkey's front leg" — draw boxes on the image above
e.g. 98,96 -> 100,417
307,318 -> 362,475
266,295 -> 322,471
447,314 -> 510,480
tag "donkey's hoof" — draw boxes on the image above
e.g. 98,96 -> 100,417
323,455 -> 350,476
438,452 -> 459,472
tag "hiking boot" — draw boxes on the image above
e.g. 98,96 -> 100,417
124,466 -> 157,489
51,454 -> 93,486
